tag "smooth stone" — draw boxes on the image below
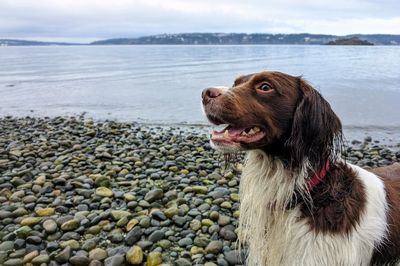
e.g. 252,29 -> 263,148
89,248 -> 107,261
70,255 -> 90,266
174,258 -> 191,266
26,236 -> 42,244
82,239 -> 97,251
3,258 -> 23,266
125,245 -> 143,264
104,254 -> 124,266
111,210 -> 131,220
55,246 -> 72,263
15,226 -> 32,237
224,250 -> 246,265
190,186 -> 208,194
178,237 -> 193,247
89,260 -> 103,266
96,187 -> 113,197
148,230 -> 165,242
60,239 -> 80,250
31,254 -> 50,265
126,219 -> 139,231
125,226 -> 143,245
220,226 -> 237,241
164,206 -> 178,218
157,239 -> 171,249
20,217 -> 41,226
43,219 -> 58,233
220,201 -> 232,209
61,219 -> 80,231
146,252 -> 162,266
144,188 -> 164,203
209,211 -> 220,221
23,250 -> 39,263
35,208 -> 55,216
205,240 -> 223,254
190,219 -> 202,231
0,241 -> 14,252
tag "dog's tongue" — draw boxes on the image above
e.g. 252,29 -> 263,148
228,127 -> 247,136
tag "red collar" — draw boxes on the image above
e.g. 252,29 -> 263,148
307,160 -> 330,191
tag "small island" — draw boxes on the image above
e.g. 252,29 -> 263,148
325,37 -> 374,45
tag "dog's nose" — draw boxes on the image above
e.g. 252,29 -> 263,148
202,87 -> 223,104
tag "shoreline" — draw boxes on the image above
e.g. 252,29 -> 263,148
0,116 -> 399,265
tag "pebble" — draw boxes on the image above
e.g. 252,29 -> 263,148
205,241 -> 223,254
125,245 -> 143,264
0,117 -> 396,266
144,188 -> 164,203
43,219 -> 58,233
104,254 -> 124,266
35,208 -> 55,216
89,248 -> 108,261
146,251 -> 163,266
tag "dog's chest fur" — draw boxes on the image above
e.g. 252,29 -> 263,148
239,150 -> 388,266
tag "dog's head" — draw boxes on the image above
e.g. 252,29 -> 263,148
202,71 -> 342,169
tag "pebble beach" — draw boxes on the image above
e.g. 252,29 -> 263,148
0,116 -> 399,266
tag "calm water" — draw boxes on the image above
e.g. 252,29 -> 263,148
0,45 -> 399,130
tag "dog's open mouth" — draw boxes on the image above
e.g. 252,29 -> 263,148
211,125 -> 266,144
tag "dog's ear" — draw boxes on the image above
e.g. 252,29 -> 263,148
285,78 -> 342,170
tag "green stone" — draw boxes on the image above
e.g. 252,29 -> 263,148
146,252 -> 162,266
201,219 -> 214,226
15,225 -> 32,237
61,219 -> 80,231
95,187 -> 113,197
192,186 -> 208,194
126,245 -> 143,264
111,210 -> 131,220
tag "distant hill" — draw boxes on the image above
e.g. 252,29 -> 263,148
2,33 -> 400,46
326,37 -> 374,45
91,33 -> 400,45
0,39 -> 82,46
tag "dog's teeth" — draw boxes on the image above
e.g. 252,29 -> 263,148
253,126 -> 260,133
223,130 -> 229,138
248,129 -> 255,135
241,131 -> 247,136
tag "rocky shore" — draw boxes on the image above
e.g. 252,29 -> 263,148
0,116 -> 399,266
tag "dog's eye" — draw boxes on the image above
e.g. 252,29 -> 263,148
258,83 -> 272,92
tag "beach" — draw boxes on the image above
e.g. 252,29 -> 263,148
0,116 -> 399,266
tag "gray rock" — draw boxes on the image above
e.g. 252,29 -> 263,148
4,258 -> 23,266
125,226 -> 143,245
43,219 -> 58,233
144,188 -> 164,203
55,246 -> 72,263
205,240 -> 223,254
70,255 -> 90,266
224,250 -> 247,265
0,241 -> 14,252
31,254 -> 50,265
219,225 -> 237,241
148,230 -> 165,242
104,254 -> 124,266
174,258 -> 192,266
178,237 -> 193,247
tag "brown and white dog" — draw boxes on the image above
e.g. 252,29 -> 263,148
201,71 -> 400,266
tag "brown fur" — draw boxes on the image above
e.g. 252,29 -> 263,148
301,162 -> 366,234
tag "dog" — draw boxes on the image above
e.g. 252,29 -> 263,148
201,71 -> 400,266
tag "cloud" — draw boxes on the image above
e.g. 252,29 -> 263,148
0,0 -> 399,42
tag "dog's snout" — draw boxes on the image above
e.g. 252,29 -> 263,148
202,87 -> 224,104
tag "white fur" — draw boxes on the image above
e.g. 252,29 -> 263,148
239,150 -> 388,266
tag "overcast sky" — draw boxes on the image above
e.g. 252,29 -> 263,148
1,0 -> 399,43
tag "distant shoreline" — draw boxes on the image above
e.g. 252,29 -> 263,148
1,33 -> 400,46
